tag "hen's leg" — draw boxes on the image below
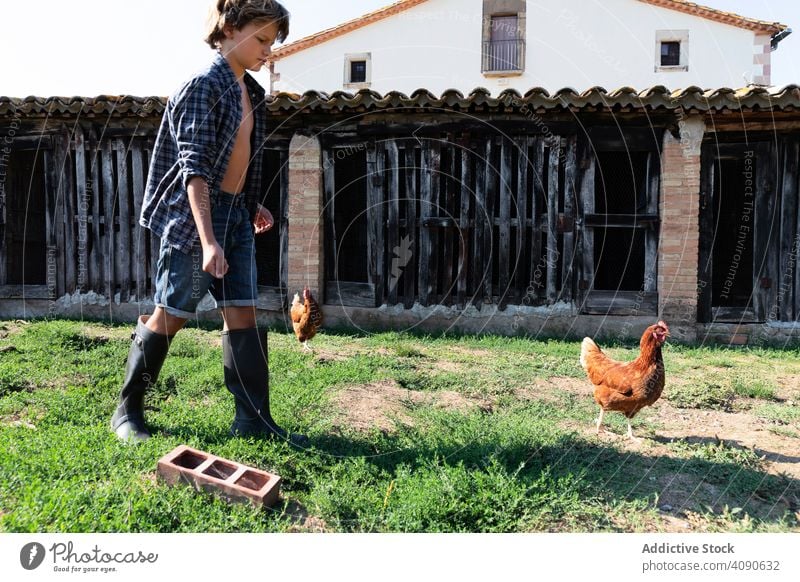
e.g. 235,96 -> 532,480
626,420 -> 642,441
595,408 -> 605,433
303,340 -> 313,352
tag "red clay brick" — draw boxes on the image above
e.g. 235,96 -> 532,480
157,445 -> 281,508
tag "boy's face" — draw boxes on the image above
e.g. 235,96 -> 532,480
222,20 -> 280,73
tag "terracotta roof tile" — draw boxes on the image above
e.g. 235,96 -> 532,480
637,0 -> 786,34
0,95 -> 165,118
271,0 -> 428,60
2,86 -> 797,119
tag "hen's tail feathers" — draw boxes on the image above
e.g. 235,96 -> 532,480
580,337 -> 600,371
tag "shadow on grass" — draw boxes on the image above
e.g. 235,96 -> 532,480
652,435 -> 800,466
301,430 -> 799,529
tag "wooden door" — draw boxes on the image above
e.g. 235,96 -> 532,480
698,142 -> 778,322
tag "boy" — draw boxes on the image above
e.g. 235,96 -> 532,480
111,0 -> 307,447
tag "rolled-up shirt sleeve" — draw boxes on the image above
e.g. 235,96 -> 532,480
170,77 -> 219,190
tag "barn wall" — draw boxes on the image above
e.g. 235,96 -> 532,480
2,101 -> 799,345
0,115 -> 290,315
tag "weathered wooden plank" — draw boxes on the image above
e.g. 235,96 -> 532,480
6,135 -> 54,150
325,281 -> 376,308
498,137 -> 512,308
791,139 -> 800,322
697,145 -> 715,323
513,137 -> 529,305
440,140 -> 456,306
403,145 -> 417,309
54,132 -> 68,297
780,138 -> 799,321
0,153 -> 7,284
712,306 -> 757,323
63,131 -> 77,294
546,138 -> 560,303
576,139 -> 595,311
254,287 -> 286,312
115,139 -> 131,302
458,139 -> 472,308
763,141 -> 781,321
375,144 -> 386,306
429,141 -> 441,304
322,147 -> 337,282
530,137 -> 545,301
583,291 -> 658,315
74,129 -> 89,292
101,140 -> 115,300
753,142 -> 778,322
483,139 -> 496,305
89,145 -> 103,292
583,214 -> 660,228
585,127 -> 663,152
386,140 -> 401,306
143,146 -> 158,297
644,150 -> 660,295
42,150 -> 57,299
0,153 -> 5,284
131,142 -> 146,302
561,134 -> 577,303
472,141 -> 486,308
365,142 -> 383,307
418,142 -> 435,305
0,284 -> 52,300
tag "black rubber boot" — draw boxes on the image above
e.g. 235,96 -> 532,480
223,327 -> 309,447
110,315 -> 173,443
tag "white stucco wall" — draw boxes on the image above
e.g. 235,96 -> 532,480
272,0 -> 760,95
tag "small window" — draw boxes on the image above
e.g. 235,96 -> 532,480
350,60 -> 367,84
655,30 -> 689,72
344,53 -> 371,88
483,14 -> 525,73
660,41 -> 681,67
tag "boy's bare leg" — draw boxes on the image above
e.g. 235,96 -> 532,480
146,306 -> 188,336
221,306 -> 257,331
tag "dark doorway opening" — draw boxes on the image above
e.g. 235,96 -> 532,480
710,155 -> 755,309
5,149 -> 47,286
592,151 -> 648,292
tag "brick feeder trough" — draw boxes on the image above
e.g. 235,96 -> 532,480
157,445 -> 282,508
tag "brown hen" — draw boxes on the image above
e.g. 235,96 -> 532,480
580,321 -> 670,439
290,287 -> 323,352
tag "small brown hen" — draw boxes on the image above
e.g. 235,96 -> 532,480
290,287 -> 323,352
580,321 -> 670,440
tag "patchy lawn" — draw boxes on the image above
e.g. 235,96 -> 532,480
0,319 -> 798,532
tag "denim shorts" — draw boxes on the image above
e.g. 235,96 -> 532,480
154,191 -> 258,318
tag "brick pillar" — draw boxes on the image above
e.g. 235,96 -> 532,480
658,115 -> 705,341
753,34 -> 772,86
287,132 -> 324,300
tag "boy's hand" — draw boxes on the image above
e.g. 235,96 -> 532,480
202,241 -> 229,279
254,204 -> 274,235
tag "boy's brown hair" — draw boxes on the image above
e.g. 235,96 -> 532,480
205,0 -> 290,49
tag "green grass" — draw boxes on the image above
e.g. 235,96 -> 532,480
0,319 -> 798,533
754,402 -> 800,425
667,381 -> 736,410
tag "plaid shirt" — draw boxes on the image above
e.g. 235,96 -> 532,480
140,51 -> 267,253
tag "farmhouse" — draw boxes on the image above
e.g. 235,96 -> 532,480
269,0 -> 790,95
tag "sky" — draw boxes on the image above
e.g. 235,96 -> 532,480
1,0 -> 797,97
